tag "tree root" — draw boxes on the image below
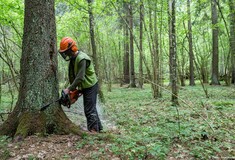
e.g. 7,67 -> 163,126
0,108 -> 85,141
0,111 -> 19,137
14,111 -> 47,138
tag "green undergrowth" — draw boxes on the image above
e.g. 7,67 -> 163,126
0,136 -> 11,160
0,85 -> 18,113
76,83 -> 235,159
0,82 -> 234,159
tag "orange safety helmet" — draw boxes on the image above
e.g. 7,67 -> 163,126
59,37 -> 78,53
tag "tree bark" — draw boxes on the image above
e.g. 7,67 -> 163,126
229,0 -> 235,84
0,0 -> 83,139
145,0 -> 161,98
87,0 -> 105,102
123,2 -> 130,84
178,43 -> 186,87
169,0 -> 179,105
153,1 -> 161,98
187,0 -> 195,86
0,65 -> 2,106
159,0 -> 164,96
211,0 -> 220,85
129,1 -> 136,88
139,0 -> 144,89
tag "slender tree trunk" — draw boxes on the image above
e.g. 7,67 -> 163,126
187,0 -> 195,86
147,0 -> 160,98
143,5 -> 155,93
129,1 -> 136,88
0,65 -> 2,105
169,0 -> 178,105
123,2 -> 130,84
0,26 -> 19,91
229,0 -> 235,84
159,0 -> 164,96
7,81 -> 14,111
168,1 -> 173,85
150,1 -> 157,96
111,1 -> 152,88
101,43 -> 111,92
211,0 -> 220,85
118,41 -> 123,85
0,0 -> 82,139
139,0 -> 144,89
146,0 -> 154,83
87,0 -> 105,102
195,43 -> 210,84
178,44 -> 186,87
154,1 -> 161,98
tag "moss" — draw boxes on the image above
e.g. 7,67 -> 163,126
68,123 -> 84,135
15,111 -> 47,138
54,117 -> 84,135
1,106 -> 84,139
0,112 -> 19,137
51,108 -> 84,136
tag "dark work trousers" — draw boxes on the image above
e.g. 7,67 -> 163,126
82,82 -> 103,132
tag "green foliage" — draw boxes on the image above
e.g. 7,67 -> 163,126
0,85 -> 17,112
0,136 -> 10,160
0,0 -> 23,25
28,155 -> 37,160
89,83 -> 234,159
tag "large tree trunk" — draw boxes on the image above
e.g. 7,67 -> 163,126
169,0 -> 179,105
229,0 -> 235,84
0,0 -> 82,139
187,0 -> 195,86
211,0 -> 220,85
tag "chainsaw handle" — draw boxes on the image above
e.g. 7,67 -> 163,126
69,89 -> 82,105
59,89 -> 82,108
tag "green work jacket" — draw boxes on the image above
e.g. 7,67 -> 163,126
68,51 -> 98,89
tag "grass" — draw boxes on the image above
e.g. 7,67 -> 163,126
0,81 -> 234,159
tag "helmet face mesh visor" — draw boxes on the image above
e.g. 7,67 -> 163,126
60,51 -> 71,61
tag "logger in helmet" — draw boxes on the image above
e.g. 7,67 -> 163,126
59,37 -> 103,133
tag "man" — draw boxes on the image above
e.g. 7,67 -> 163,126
59,37 -> 103,133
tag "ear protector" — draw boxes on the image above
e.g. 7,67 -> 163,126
71,45 -> 78,52
67,42 -> 78,52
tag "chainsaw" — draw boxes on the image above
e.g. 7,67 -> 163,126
40,89 -> 82,111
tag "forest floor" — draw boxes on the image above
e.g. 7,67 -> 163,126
0,83 -> 235,159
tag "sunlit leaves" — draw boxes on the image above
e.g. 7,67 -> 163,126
0,0 -> 23,25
